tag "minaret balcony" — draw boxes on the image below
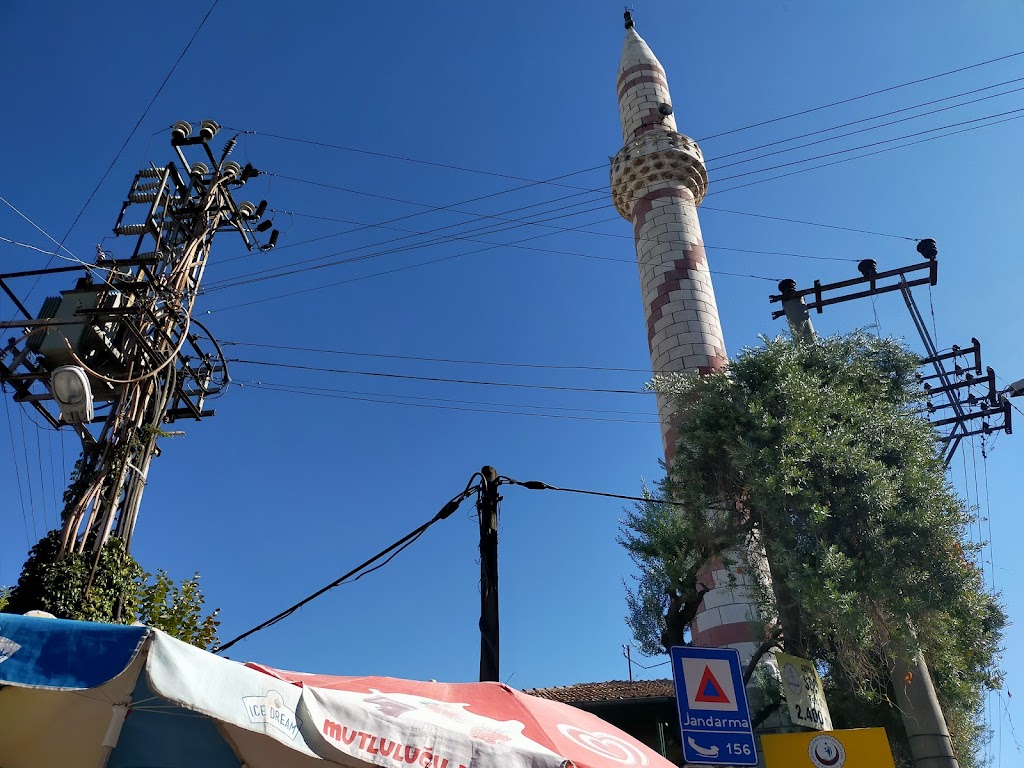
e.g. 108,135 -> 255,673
610,131 -> 708,219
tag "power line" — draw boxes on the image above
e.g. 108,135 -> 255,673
697,47 -> 1024,142
2,394 -> 32,548
274,208 -> 872,266
16,405 -> 39,541
201,62 -> 1024,308
709,75 -> 1024,162
264,208 -> 850,270
700,206 -> 912,240
212,470 -> 696,654
46,428 -> 59,531
212,86 -> 962,283
226,128 -> 600,188
207,249 -> 471,313
238,380 -> 660,424
260,161 -> 911,259
205,213 -> 783,312
230,48 -> 1024,200
227,358 -> 651,395
627,654 -> 671,671
239,112 -> 938,276
7,0 -> 221,320
242,181 -> 600,259
711,110 -> 1024,196
216,172 -> 879,283
995,374 -> 1024,420
202,191 -> 622,290
502,477 -> 684,506
273,209 -> 853,264
202,160 -> 869,294
214,477 -> 481,653
223,340 -> 654,373
238,378 -> 655,415
981,437 -> 996,593
229,94 -> 951,270
211,141 -> 611,268
0,235 -> 74,259
712,105 -> 1024,184
0,196 -> 80,261
230,69 -> 1024,260
53,0 -> 222,255
202,207 -> 786,295
205,57 -> 1024,310
713,80 -> 1024,171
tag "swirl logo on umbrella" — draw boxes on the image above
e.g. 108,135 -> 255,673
807,734 -> 846,768
556,724 -> 650,766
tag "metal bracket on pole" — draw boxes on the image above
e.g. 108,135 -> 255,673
769,240 -> 1011,463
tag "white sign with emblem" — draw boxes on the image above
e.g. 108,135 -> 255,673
776,652 -> 832,731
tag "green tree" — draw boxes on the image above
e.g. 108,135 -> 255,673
4,530 -> 220,649
137,570 -> 220,649
620,332 -> 1004,768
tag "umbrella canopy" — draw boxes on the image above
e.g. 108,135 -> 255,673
0,612 -> 322,768
0,613 -> 672,768
248,665 -> 666,768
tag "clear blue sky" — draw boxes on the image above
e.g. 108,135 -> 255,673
2,1 -> 1022,763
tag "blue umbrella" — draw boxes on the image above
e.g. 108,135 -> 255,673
0,612 -> 323,767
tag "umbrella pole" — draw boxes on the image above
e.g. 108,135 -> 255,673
97,703 -> 129,768
478,466 -> 501,682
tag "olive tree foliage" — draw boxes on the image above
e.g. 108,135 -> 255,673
620,332 -> 1004,767
4,529 -> 221,649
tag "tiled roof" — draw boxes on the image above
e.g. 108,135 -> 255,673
525,679 -> 674,704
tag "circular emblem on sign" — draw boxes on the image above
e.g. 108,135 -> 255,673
556,724 -> 649,766
808,734 -> 846,768
782,661 -> 803,695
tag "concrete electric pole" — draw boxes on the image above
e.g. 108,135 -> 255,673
773,242 -> 962,768
0,120 -> 276,570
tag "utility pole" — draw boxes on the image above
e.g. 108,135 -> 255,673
773,240 -> 959,768
771,240 -> 1011,464
0,120 -> 276,571
776,279 -> 815,346
477,465 -> 501,682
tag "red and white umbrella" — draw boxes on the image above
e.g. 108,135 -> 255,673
248,665 -> 674,768
0,613 -> 674,768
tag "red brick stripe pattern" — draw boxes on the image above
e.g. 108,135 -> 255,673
617,61 -> 666,86
617,59 -> 676,142
690,555 -> 762,649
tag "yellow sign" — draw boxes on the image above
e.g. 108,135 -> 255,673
776,652 -> 832,730
761,727 -> 896,768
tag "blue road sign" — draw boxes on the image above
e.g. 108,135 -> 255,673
670,646 -> 758,766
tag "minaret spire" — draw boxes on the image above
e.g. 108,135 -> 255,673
610,19 -> 765,664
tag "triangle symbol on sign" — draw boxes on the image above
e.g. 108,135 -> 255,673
694,666 -> 731,704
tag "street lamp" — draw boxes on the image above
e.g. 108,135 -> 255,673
50,365 -> 94,424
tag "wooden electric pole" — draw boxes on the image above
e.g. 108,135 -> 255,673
477,465 -> 501,682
